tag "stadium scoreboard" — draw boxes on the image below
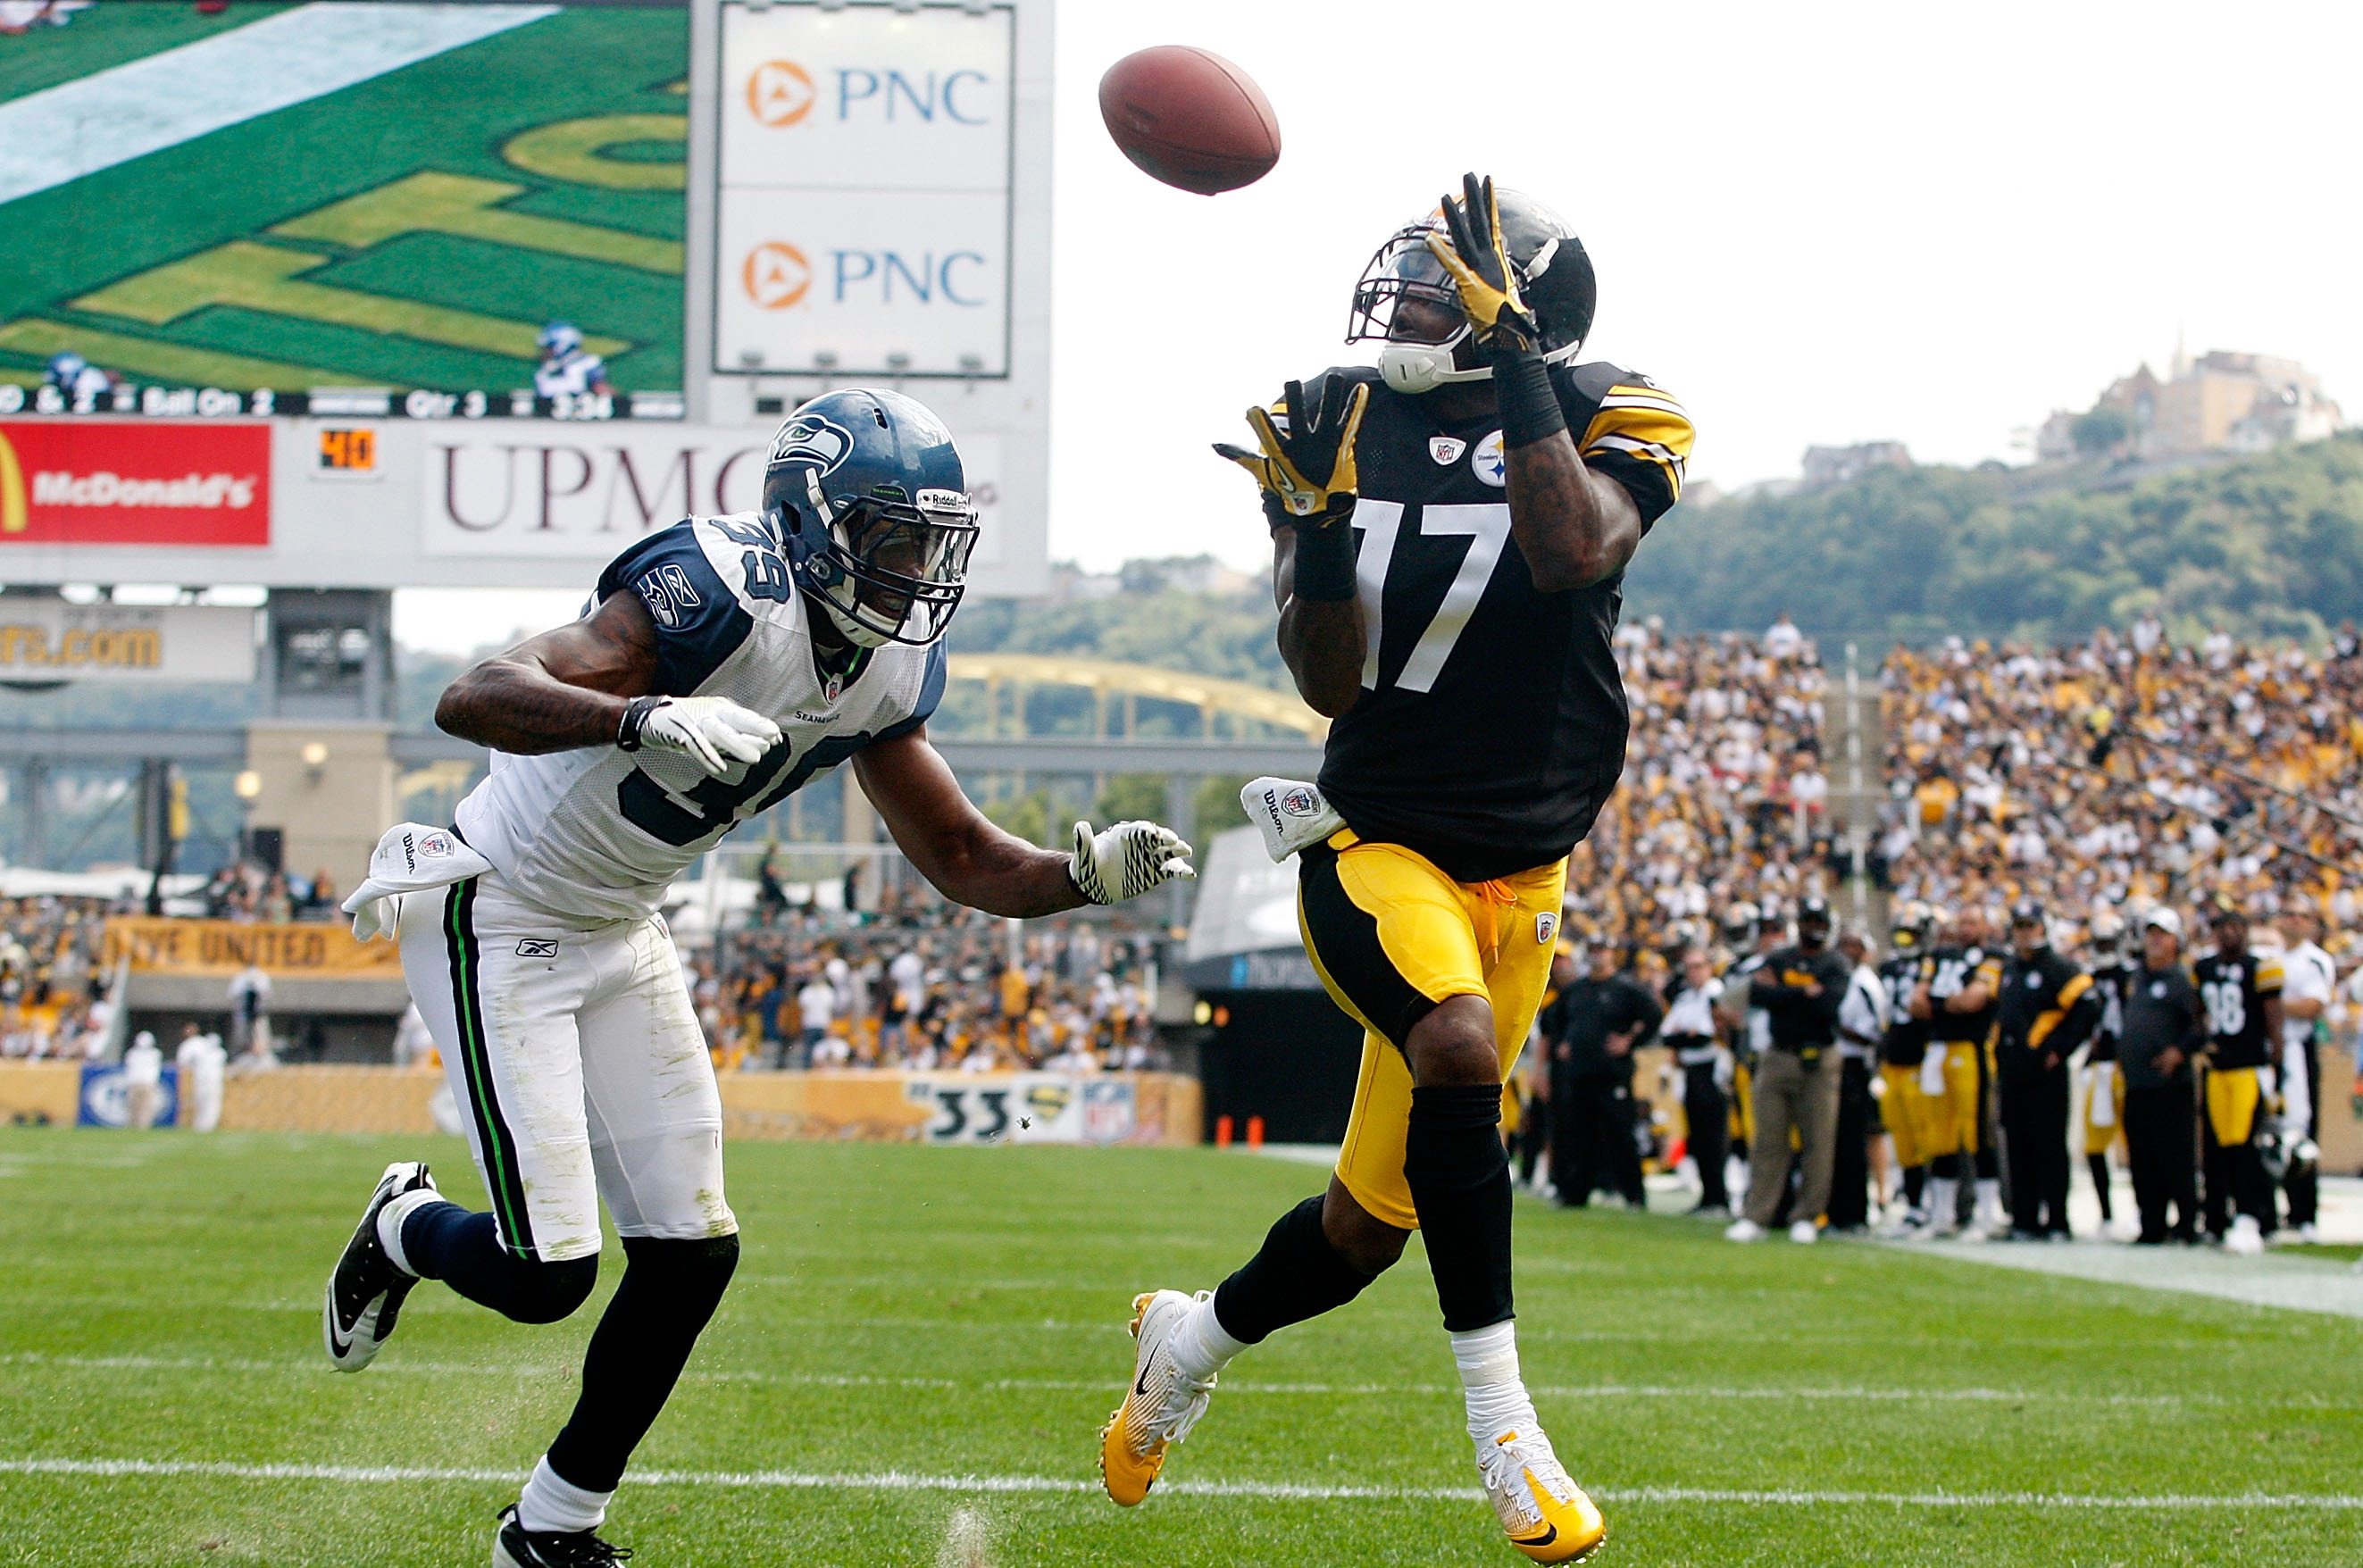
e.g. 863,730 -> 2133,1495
0,384 -> 689,423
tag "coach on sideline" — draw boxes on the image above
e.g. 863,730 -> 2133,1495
2119,909 -> 2205,1245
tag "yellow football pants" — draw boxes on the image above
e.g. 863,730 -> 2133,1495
1879,1063 -> 1933,1168
1916,1041 -> 1983,1158
2205,1065 -> 2261,1147
1298,830 -> 1566,1230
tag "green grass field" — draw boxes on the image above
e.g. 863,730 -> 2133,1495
3,1128 -> 2359,1567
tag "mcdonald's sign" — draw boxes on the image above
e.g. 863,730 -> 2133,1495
0,421 -> 271,546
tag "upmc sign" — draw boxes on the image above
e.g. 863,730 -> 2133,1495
0,421 -> 270,546
716,2 -> 1013,379
423,424 -> 1006,563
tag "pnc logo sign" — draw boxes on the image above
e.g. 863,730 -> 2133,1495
743,242 -> 812,310
0,428 -> 23,535
746,60 -> 816,127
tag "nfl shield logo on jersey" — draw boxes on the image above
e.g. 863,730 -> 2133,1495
1429,435 -> 1467,465
1536,913 -> 1557,945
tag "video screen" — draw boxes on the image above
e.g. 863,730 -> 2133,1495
0,0 -> 688,417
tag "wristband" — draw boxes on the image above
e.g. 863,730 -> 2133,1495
1290,512 -> 1358,602
1491,351 -> 1567,450
616,694 -> 662,751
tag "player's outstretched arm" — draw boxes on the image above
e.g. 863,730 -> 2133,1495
1273,528 -> 1365,717
436,589 -> 659,754
856,730 -> 1193,918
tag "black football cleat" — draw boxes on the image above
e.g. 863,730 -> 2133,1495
492,1504 -> 635,1567
322,1160 -> 437,1372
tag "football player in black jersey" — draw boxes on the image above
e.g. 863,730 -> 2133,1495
2080,908 -> 2133,1232
2193,902 -> 2284,1254
1099,175 -> 1691,1564
1875,903 -> 1935,1230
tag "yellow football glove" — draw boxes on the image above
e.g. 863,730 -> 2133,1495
1424,171 -> 1541,355
1213,375 -> 1370,522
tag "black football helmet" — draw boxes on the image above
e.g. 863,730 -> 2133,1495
761,388 -> 979,648
1346,188 -> 1596,394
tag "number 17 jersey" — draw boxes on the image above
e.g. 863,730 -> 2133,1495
455,513 -> 945,922
1307,361 -> 1694,882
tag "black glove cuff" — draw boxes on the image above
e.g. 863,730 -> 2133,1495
1290,512 -> 1358,602
1491,352 -> 1567,451
616,694 -> 663,751
1261,492 -> 1294,531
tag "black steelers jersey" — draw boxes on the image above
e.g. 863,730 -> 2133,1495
2193,950 -> 2283,1071
1877,953 -> 1930,1066
1918,945 -> 2002,1045
1298,361 -> 1693,882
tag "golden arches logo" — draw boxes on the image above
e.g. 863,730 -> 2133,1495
747,60 -> 816,127
743,242 -> 811,310
0,428 -> 25,535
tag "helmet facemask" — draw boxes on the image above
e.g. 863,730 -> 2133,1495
1347,199 -> 1595,395
794,478 -> 978,649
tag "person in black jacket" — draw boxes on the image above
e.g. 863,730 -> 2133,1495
1994,900 -> 2101,1239
1727,897 -> 1850,1243
2119,908 -> 2206,1244
1543,941 -> 1664,1208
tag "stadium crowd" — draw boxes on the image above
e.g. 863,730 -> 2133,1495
1529,616 -> 2363,1255
0,895 -> 113,1059
693,898 -> 1168,1074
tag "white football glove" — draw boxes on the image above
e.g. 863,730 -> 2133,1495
620,695 -> 781,778
1067,819 -> 1196,905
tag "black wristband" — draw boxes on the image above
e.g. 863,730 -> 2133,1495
1491,351 -> 1567,450
1290,513 -> 1358,602
616,694 -> 663,751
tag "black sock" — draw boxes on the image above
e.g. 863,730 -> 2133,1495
1974,1146 -> 1999,1182
1931,1153 -> 1960,1181
546,1234 -> 740,1493
2087,1155 -> 2114,1222
401,1203 -> 597,1325
1212,1195 -> 1377,1345
1902,1165 -> 1926,1208
1405,1083 -> 1515,1332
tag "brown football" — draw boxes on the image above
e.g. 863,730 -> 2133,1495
1098,45 -> 1280,196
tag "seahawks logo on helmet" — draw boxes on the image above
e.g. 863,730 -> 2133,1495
766,414 -> 854,475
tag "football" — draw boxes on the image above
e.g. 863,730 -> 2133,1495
1097,45 -> 1281,196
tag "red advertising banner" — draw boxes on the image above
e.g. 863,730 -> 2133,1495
0,421 -> 271,546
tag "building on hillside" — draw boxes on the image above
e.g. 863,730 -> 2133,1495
1799,440 -> 1911,493
2035,349 -> 2343,463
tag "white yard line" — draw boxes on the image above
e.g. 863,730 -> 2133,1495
2,1456 -> 2359,1511
1871,1232 -> 2363,1319
0,2 -> 557,206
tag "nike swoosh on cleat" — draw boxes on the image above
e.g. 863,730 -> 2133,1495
1136,1369 -> 1152,1397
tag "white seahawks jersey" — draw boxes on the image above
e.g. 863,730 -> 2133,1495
534,348 -> 607,397
455,513 -> 945,922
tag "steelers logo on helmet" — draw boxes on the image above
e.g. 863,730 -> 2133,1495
1345,188 -> 1597,395
760,388 -> 980,650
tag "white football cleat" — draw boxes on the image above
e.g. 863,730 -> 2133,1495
1787,1220 -> 1820,1245
2224,1216 -> 2265,1256
1724,1218 -> 1765,1243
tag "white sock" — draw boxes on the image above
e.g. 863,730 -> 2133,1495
375,1189 -> 443,1278
1975,1178 -> 2002,1220
515,1455 -> 613,1535
1172,1294 -> 1248,1380
1452,1321 -> 1536,1440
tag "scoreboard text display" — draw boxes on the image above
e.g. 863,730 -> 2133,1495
714,2 -> 1014,379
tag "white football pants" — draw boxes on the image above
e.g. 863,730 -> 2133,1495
397,872 -> 734,1263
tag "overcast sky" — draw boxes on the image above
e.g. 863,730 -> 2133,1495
399,0 -> 2363,650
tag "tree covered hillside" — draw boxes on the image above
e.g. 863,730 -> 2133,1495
1626,432 -> 2363,646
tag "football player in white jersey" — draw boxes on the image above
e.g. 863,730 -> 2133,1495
533,321 -> 613,400
321,388 -> 1194,1568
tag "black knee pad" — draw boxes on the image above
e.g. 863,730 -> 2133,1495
619,1233 -> 741,1310
507,1255 -> 600,1324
